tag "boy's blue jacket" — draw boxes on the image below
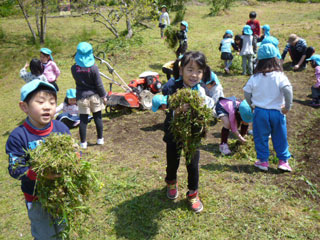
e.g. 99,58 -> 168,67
6,119 -> 70,201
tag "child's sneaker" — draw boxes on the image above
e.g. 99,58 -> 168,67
97,138 -> 104,145
224,67 -> 230,74
278,160 -> 292,172
166,182 -> 178,200
254,160 -> 269,171
80,142 -> 87,149
219,143 -> 231,155
310,100 -> 320,107
186,191 -> 203,213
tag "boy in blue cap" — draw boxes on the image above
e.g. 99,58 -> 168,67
176,21 -> 188,58
152,94 -> 168,112
306,54 -> 320,106
243,43 -> 293,172
6,80 -> 70,239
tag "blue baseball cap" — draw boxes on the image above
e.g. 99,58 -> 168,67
206,71 -> 220,85
152,95 -> 167,112
181,21 -> 188,32
75,42 -> 95,68
21,80 -> 56,101
225,30 -> 233,36
40,48 -> 53,61
243,25 -> 253,35
257,43 -> 278,60
306,54 -> 320,66
239,100 -> 253,123
66,89 -> 76,99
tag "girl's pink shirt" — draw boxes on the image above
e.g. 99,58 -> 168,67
43,61 -> 60,82
219,99 -> 240,133
314,66 -> 320,88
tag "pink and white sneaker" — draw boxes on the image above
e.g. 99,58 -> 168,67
278,160 -> 292,172
254,160 -> 269,171
219,143 -> 231,155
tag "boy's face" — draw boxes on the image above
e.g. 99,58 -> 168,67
68,98 -> 77,105
180,60 -> 203,88
19,91 -> 57,129
180,24 -> 186,30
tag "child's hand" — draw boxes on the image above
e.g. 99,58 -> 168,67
281,107 -> 289,115
44,173 -> 61,180
102,97 -> 108,105
176,103 -> 190,114
24,62 -> 29,69
293,64 -> 300,70
237,133 -> 247,143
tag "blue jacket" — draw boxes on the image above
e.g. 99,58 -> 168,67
6,119 -> 70,201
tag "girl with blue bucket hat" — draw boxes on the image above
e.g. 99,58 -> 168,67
243,43 -> 293,172
40,47 -> 61,91
240,25 -> 256,75
71,42 -> 107,149
219,30 -> 239,74
214,96 -> 252,155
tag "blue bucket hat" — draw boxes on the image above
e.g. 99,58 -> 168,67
75,42 -> 95,68
239,100 -> 253,123
257,43 -> 278,60
181,21 -> 188,32
21,80 -> 56,101
262,24 -> 270,36
40,48 -> 53,61
225,30 -> 233,37
261,36 -> 281,59
152,95 -> 168,112
66,89 -> 76,99
243,25 -> 253,35
306,54 -> 320,66
206,71 -> 220,85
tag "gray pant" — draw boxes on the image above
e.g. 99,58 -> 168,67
224,60 -> 232,69
242,54 -> 253,75
26,201 -> 64,240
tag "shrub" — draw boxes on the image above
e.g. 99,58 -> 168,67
164,25 -> 179,51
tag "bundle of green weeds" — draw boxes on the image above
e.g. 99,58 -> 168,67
229,137 -> 256,160
164,25 -> 179,50
28,134 -> 101,239
229,54 -> 242,73
170,88 -> 212,164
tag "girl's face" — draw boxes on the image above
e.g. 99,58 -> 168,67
180,24 -> 186,31
68,98 -> 77,105
40,53 -> 50,64
161,7 -> 166,13
180,60 -> 204,88
235,39 -> 240,45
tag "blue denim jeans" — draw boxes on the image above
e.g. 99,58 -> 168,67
253,107 -> 291,162
26,201 -> 64,240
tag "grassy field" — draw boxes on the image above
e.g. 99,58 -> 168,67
0,1 -> 320,239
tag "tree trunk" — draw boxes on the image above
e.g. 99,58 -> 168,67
17,0 -> 37,42
125,17 -> 133,39
40,0 -> 45,44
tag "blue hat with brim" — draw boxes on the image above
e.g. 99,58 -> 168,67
40,48 -> 53,61
257,43 -> 278,60
306,54 -> 320,66
239,100 -> 253,123
262,24 -> 270,36
75,42 -> 95,68
21,80 -> 56,101
66,89 -> 76,99
261,36 -> 281,59
152,95 -> 168,112
181,21 -> 188,32
243,25 -> 253,35
206,71 -> 220,85
225,30 -> 233,36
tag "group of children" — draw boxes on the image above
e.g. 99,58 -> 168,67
5,8 -> 320,239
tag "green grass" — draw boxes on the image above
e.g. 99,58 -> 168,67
0,2 -> 320,239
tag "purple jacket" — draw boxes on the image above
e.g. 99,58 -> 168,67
43,61 -> 60,82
